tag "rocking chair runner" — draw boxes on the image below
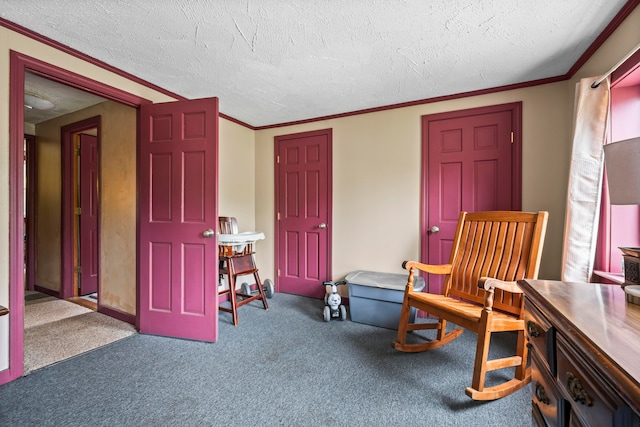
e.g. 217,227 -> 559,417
393,210 -> 548,401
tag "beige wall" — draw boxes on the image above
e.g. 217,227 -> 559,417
255,83 -> 573,285
99,102 -> 138,313
33,118 -> 63,288
34,101 -> 138,314
218,119 -> 258,289
219,119 -> 256,230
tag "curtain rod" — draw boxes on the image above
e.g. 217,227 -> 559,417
591,41 -> 640,88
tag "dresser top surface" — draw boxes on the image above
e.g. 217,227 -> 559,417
519,279 -> 640,387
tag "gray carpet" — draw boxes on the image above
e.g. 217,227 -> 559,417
1,293 -> 531,426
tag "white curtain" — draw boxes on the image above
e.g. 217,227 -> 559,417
561,76 -> 610,283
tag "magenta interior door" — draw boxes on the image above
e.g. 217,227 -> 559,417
275,129 -> 332,299
79,134 -> 98,296
139,97 -> 219,342
423,103 -> 521,294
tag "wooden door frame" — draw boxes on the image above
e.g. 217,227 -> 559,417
274,128 -> 333,292
5,51 -> 150,384
61,117 -> 101,300
420,102 -> 522,265
24,134 -> 37,292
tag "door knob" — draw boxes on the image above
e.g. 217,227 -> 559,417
318,223 -> 327,229
202,229 -> 215,238
430,226 -> 440,234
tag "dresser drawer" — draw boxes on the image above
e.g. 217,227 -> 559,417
531,349 -> 564,427
557,335 -> 624,427
524,299 -> 555,374
532,402 -> 547,427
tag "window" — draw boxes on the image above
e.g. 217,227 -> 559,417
594,51 -> 640,283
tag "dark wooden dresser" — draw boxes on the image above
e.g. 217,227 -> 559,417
518,279 -> 640,426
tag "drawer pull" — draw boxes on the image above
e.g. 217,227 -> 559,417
534,382 -> 550,405
527,320 -> 540,337
567,372 -> 593,406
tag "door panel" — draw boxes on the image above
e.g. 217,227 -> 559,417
79,134 -> 98,296
423,104 -> 521,294
139,97 -> 218,342
276,129 -> 332,298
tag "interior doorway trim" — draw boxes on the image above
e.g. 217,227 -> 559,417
61,116 -> 101,300
24,134 -> 37,292
274,128 -> 333,297
4,50 -> 151,384
420,102 -> 523,265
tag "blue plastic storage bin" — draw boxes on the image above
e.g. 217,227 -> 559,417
345,270 -> 425,330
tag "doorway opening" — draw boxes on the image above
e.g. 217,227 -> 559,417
274,128 -> 333,299
5,51 -> 148,383
421,102 -> 522,294
61,119 -> 101,310
24,134 -> 36,293
60,117 -> 101,308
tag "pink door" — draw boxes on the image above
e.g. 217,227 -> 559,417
79,134 -> 98,296
139,98 -> 219,341
275,129 -> 332,298
423,103 -> 521,294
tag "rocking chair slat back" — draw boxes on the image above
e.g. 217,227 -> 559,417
447,212 -> 544,316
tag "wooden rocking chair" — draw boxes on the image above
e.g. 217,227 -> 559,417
393,211 -> 548,401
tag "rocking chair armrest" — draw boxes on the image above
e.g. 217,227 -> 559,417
478,277 -> 523,294
403,260 -> 452,275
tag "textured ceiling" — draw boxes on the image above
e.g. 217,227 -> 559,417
1,0 -> 631,127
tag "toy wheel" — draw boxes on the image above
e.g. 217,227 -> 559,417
323,306 -> 331,322
339,305 -> 347,321
264,279 -> 275,298
241,282 -> 252,297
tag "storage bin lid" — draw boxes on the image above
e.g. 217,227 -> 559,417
345,270 -> 424,291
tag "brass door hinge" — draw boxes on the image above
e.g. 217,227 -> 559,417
75,207 -> 82,215
74,266 -> 81,274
